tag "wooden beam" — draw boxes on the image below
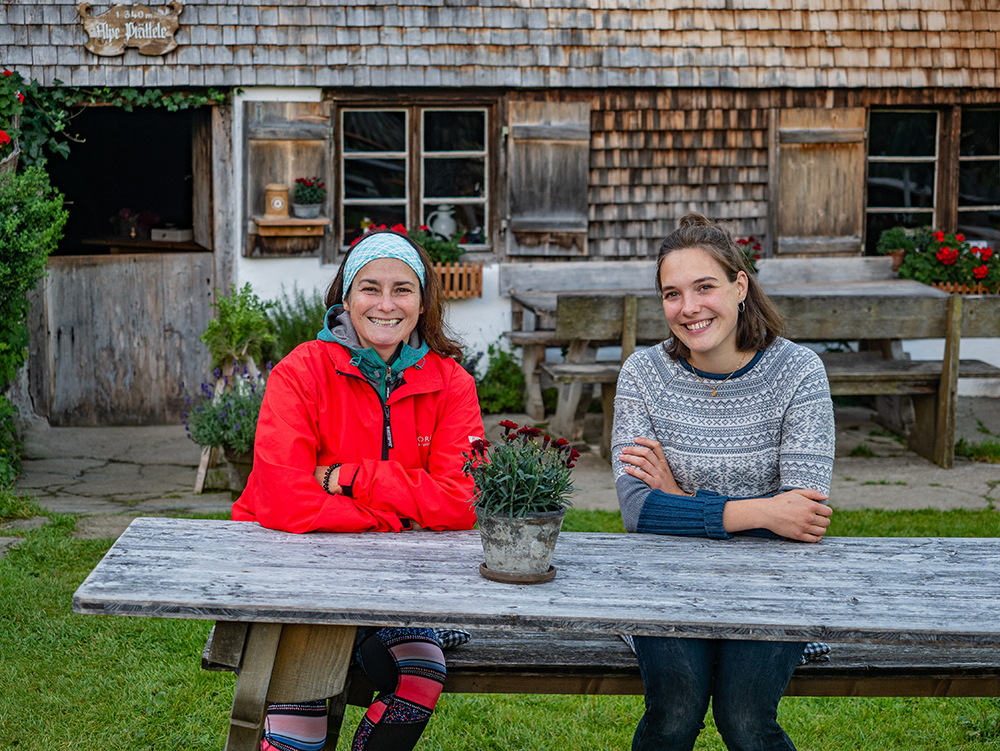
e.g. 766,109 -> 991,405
933,294 -> 962,469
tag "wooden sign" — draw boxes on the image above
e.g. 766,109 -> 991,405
78,2 -> 183,57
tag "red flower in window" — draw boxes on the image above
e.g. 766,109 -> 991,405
933,231 -> 946,242
974,265 -> 989,280
936,247 -> 958,265
956,234 -> 965,243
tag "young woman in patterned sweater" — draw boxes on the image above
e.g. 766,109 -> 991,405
612,213 -> 835,751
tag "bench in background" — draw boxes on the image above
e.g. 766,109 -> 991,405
203,624 -> 1000,750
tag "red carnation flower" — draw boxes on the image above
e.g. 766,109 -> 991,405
517,426 -> 542,439
497,419 -> 519,436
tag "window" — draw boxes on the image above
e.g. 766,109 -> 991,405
958,109 -> 1000,242
340,107 -> 489,249
865,110 -> 939,254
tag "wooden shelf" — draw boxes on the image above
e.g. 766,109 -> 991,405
252,215 -> 331,237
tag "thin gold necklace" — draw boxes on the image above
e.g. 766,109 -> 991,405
689,353 -> 749,397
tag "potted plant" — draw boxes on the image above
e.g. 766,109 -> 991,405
875,226 -> 917,272
0,68 -> 24,176
463,420 -> 579,584
890,227 -> 999,294
292,176 -> 326,219
735,235 -> 762,274
184,367 -> 266,492
190,283 -> 276,492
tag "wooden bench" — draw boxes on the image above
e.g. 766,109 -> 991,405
540,288 -> 1000,466
203,624 -> 1000,749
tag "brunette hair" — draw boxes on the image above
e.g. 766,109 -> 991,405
655,212 -> 785,360
325,229 -> 463,359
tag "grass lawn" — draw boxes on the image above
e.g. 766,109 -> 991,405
2,499 -> 999,750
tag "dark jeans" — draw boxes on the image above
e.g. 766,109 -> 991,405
632,636 -> 804,751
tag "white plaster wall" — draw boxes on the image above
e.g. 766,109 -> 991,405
903,339 -> 1000,397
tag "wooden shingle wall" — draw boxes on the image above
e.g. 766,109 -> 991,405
4,1 -> 998,90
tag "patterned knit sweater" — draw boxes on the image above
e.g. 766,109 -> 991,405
612,337 -> 835,537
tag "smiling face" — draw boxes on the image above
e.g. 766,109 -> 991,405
658,246 -> 748,371
343,258 -> 424,362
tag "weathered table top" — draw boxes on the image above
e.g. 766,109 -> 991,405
73,517 -> 1000,647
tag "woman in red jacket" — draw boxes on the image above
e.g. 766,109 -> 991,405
234,229 -> 483,751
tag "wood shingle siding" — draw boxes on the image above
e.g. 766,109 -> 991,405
6,1 -> 999,90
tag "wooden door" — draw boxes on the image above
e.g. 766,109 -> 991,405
769,108 -> 867,256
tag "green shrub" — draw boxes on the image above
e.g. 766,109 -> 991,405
0,395 -> 20,488
476,340 -> 525,414
261,284 -> 328,365
200,283 -> 275,372
0,166 -> 68,389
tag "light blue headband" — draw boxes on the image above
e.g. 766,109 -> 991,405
343,233 -> 426,293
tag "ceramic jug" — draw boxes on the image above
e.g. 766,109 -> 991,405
426,204 -> 457,240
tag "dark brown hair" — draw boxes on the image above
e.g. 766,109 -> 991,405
325,229 -> 463,359
655,212 -> 785,360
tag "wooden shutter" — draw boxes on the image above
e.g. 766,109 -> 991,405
191,109 -> 213,250
244,101 -> 332,258
507,101 -> 590,257
769,108 -> 866,256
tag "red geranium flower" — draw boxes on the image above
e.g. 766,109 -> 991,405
956,234 -> 965,243
391,223 -> 406,233
982,247 -> 994,261
974,265 -> 989,280
933,231 -> 945,242
2,70 -> 13,76
0,131 -> 9,145
936,247 -> 958,265
17,92 -> 24,103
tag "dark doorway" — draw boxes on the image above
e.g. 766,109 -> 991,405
46,106 -> 200,255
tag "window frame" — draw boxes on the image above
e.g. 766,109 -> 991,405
865,108 -> 940,227
335,102 -> 494,254
958,108 -> 1000,222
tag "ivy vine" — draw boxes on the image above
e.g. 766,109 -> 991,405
14,73 -> 231,168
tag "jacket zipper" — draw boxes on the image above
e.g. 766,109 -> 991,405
338,368 -> 393,460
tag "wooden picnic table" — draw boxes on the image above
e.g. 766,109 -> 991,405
74,518 -> 1000,749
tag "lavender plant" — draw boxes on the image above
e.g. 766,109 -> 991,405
183,365 -> 267,454
463,420 -> 578,518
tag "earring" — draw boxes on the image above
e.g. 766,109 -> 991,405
738,299 -> 746,313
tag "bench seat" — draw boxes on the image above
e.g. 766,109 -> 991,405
203,626 -> 1000,748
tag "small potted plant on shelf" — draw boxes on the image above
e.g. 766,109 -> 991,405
463,420 -> 578,584
875,226 -> 916,272
292,176 -> 326,219
885,226 -> 1000,295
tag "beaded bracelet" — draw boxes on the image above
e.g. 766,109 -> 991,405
322,463 -> 342,494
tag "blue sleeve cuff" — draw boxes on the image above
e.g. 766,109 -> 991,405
635,489 -> 732,540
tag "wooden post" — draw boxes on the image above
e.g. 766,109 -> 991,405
933,294 -> 962,468
226,622 -> 283,751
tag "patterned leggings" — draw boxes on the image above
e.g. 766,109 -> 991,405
261,627 -> 446,751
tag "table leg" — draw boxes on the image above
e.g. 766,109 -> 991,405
552,339 -> 594,441
225,622 -> 283,751
521,343 -> 546,421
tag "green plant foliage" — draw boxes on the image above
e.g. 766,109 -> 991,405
895,226 -> 999,291
955,437 -> 1000,464
200,284 -> 276,371
261,284 -> 329,365
184,368 -> 266,454
476,340 -> 525,414
0,395 -> 20,488
0,67 -> 24,163
463,420 -> 577,517
0,484 -> 39,522
849,443 -> 876,458
0,167 -> 68,388
406,225 -> 466,264
876,226 -> 916,255
9,70 -> 230,168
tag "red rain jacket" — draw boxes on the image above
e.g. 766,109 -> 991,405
233,340 -> 482,533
